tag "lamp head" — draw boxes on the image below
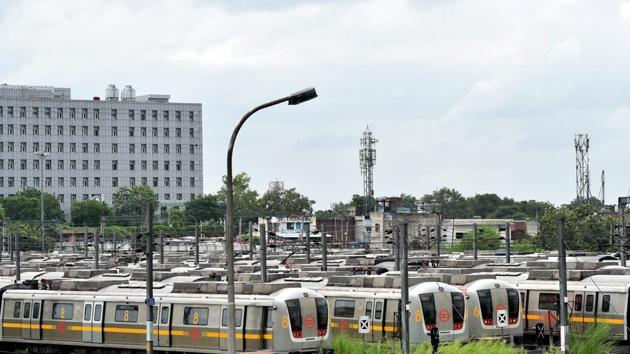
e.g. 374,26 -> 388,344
288,87 -> 318,105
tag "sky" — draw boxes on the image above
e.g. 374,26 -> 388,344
1,0 -> 630,210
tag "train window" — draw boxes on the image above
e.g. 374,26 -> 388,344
520,292 -> 525,307
316,298 -> 328,336
152,306 -> 158,324
94,305 -> 102,322
602,295 -> 611,313
52,303 -> 74,320
451,292 -> 465,330
13,302 -> 21,318
285,300 -> 302,338
538,293 -> 559,311
365,301 -> 373,317
333,299 -> 355,318
115,305 -> 138,322
477,289 -> 494,325
32,303 -> 40,319
420,294 -> 436,329
184,307 -> 209,325
507,289 -> 520,323
265,307 -> 274,328
160,306 -> 169,325
586,295 -> 594,312
84,304 -> 92,321
375,302 -> 383,320
23,302 -> 31,319
221,308 -> 243,327
575,294 -> 583,312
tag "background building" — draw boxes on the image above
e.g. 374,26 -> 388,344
0,84 -> 203,216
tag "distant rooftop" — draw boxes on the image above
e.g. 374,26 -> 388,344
0,84 -> 71,100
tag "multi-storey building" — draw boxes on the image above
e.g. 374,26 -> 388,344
0,84 -> 203,216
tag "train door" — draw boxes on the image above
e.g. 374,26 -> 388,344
219,306 -> 244,351
571,292 -> 585,333
434,292 -> 454,341
157,303 -> 171,348
583,291 -> 596,332
92,301 -> 103,344
82,302 -> 94,343
30,300 -> 42,340
244,306 -> 263,352
21,300 -> 31,339
363,298 -> 374,341
300,298 -> 317,340
372,299 -> 384,342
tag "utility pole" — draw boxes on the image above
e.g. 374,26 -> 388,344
436,219 -> 441,257
145,203 -> 155,354
321,224 -> 328,271
621,202 -> 627,267
195,221 -> 200,266
473,223 -> 478,261
248,221 -> 253,260
394,226 -> 400,272
260,223 -> 267,282
400,223 -> 410,354
506,223 -> 511,264
113,230 -> 117,258
304,221 -> 311,264
84,225 -> 88,259
9,232 -> 13,262
558,216 -> 569,354
96,217 -> 104,270
159,231 -> 164,264
15,233 -> 20,282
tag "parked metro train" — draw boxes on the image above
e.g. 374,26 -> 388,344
503,275 -> 630,340
0,282 -> 333,354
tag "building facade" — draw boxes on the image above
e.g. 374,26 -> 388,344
0,84 -> 203,216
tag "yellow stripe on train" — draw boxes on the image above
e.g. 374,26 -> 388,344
523,314 -> 624,325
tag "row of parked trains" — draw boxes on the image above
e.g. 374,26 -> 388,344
0,273 -> 629,353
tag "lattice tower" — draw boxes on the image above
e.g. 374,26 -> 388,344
575,134 -> 591,203
360,127 -> 377,215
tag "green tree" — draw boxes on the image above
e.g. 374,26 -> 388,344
1,188 -> 65,222
349,194 -> 375,216
259,186 -> 314,215
112,186 -> 158,220
467,193 -> 503,218
70,200 -> 113,226
216,172 -> 259,217
534,203 -> 614,251
420,187 -> 468,219
400,194 -> 418,212
184,194 -> 224,222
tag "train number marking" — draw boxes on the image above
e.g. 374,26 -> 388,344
439,309 -> 450,323
304,315 -> 315,329
473,306 -> 481,318
281,315 -> 289,329
415,310 -> 422,322
192,311 -> 199,325
123,310 -> 129,322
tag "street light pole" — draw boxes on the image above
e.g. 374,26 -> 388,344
225,88 -> 317,354
35,151 -> 48,251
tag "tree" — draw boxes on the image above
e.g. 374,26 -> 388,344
70,200 -> 113,226
112,186 -> 158,220
184,194 -> 224,222
1,188 -> 65,222
420,187 -> 468,219
259,187 -> 314,215
349,194 -> 375,216
400,194 -> 418,212
216,172 -> 260,217
467,193 -> 503,218
534,203 -> 614,251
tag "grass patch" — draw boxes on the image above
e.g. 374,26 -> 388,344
333,335 -> 525,354
547,325 -> 616,354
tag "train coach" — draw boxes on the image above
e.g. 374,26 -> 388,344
503,275 -> 630,340
0,281 -> 333,354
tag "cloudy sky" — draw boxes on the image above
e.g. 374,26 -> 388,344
1,0 -> 629,209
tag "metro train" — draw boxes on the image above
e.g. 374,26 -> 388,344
0,282 -> 333,354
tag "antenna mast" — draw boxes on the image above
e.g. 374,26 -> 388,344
575,134 -> 590,203
360,127 -> 377,215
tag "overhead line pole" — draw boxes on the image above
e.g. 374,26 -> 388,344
145,203 -> 155,354
558,216 -> 569,354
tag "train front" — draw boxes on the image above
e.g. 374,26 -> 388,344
271,287 -> 332,354
464,279 -> 523,341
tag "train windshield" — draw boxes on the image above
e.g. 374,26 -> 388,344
477,289 -> 493,325
315,297 -> 328,336
507,289 -> 520,324
451,292 -> 465,330
419,293 -> 436,331
286,299 -> 303,338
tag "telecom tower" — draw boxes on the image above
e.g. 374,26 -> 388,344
575,134 -> 591,203
360,127 -> 377,216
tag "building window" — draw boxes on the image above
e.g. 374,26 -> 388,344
7,106 -> 13,117
45,125 -> 51,135
153,177 -> 158,187
190,161 -> 195,171
45,143 -> 51,152
19,107 -> 26,118
82,160 -> 88,170
175,161 -> 181,171
20,125 -> 26,135
129,177 -> 136,186
164,177 -> 170,187
20,177 -> 27,188
44,107 -> 51,118
70,194 -> 76,201
70,143 -> 76,153
152,127 -> 158,137
152,160 -> 158,170
71,177 -> 77,187
58,177 -> 64,187
152,144 -> 158,153
94,109 -> 99,119
8,124 -> 14,135
20,160 -> 26,170
94,126 -> 100,136
94,143 -> 100,153
141,127 -> 146,137
58,194 -> 64,204
82,126 -> 88,136
189,111 -> 194,121
141,144 -> 147,153
140,110 -> 146,120
33,159 -> 39,170
141,160 -> 147,170
176,144 -> 182,154
83,194 -> 88,200
70,160 -> 76,170
129,144 -> 135,154
112,177 -> 118,187
32,107 -> 38,117
69,108 -> 76,119
82,177 -> 89,187
164,193 -> 170,201
176,193 -> 183,201
45,177 -> 51,187
57,108 -> 63,118
45,160 -> 51,170
94,177 -> 100,187
175,128 -> 181,137
32,125 -> 39,135
129,127 -> 135,137
19,142 -> 26,152
128,110 -> 134,120
189,128 -> 194,137
164,161 -> 169,171
81,108 -> 88,119
111,109 -> 117,119
176,177 -> 182,187
69,126 -> 76,135
82,143 -> 88,153
176,111 -> 181,121
129,161 -> 135,171
57,143 -> 64,153
163,111 -> 169,120
94,160 -> 100,170
7,142 -> 13,152
57,160 -> 64,170
7,177 -> 13,187
190,177 -> 195,187
141,177 -> 147,186
164,144 -> 169,154
163,128 -> 169,137
112,127 -> 117,136
112,160 -> 118,170
112,144 -> 118,153
152,110 -> 158,120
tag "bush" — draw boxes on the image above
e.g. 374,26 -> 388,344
547,325 -> 615,354
333,335 -> 525,354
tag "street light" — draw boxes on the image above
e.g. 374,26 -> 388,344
225,87 -> 317,354
34,151 -> 48,251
